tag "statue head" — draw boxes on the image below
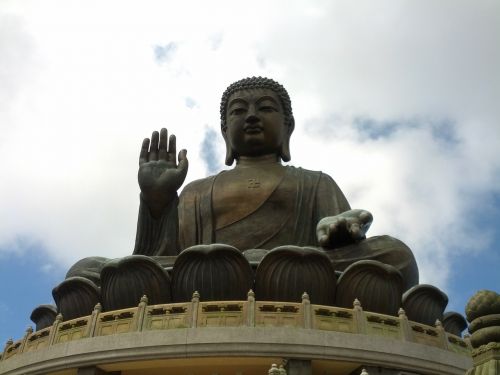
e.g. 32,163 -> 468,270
220,77 -> 295,165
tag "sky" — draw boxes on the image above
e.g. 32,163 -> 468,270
0,0 -> 499,342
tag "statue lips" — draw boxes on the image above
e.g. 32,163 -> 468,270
243,123 -> 264,134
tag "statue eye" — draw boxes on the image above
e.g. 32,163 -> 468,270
259,106 -> 277,112
230,107 -> 246,115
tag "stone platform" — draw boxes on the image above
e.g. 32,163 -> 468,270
0,293 -> 472,375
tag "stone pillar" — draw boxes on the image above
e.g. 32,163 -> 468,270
191,291 -> 200,328
464,290 -> 500,375
467,343 -> 500,375
398,308 -> 414,342
302,292 -> 312,329
247,289 -> 255,327
85,303 -> 102,338
135,295 -> 148,331
19,326 -> 33,353
48,313 -> 63,346
2,338 -> 13,361
353,299 -> 367,334
285,359 -> 311,375
435,319 -> 449,350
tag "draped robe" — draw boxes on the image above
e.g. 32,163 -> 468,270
133,166 -> 418,289
134,166 -> 350,254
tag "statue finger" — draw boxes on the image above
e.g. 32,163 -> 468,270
318,234 -> 329,247
158,128 -> 168,160
359,210 -> 373,225
331,217 -> 347,233
168,134 -> 177,162
348,222 -> 362,239
328,222 -> 338,234
150,131 -> 159,161
317,226 -> 329,247
139,138 -> 150,165
328,220 -> 341,241
177,149 -> 189,175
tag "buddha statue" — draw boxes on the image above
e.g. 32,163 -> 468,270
52,77 -> 432,323
133,77 -> 418,285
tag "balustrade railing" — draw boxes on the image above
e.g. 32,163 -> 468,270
1,291 -> 471,361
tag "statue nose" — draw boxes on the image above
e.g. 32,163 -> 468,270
246,114 -> 260,124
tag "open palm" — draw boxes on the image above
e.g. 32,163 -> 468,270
138,128 -> 188,216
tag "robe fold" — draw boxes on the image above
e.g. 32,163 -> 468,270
134,166 -> 350,255
133,166 -> 418,288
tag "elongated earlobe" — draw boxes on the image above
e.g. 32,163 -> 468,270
279,117 -> 295,162
222,127 -> 236,166
279,139 -> 291,162
225,144 -> 236,166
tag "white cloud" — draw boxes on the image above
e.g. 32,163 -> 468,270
0,0 -> 499,296
40,263 -> 54,274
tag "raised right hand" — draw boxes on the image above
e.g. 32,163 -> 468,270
138,128 -> 188,216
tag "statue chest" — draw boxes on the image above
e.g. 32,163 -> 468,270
212,166 -> 287,230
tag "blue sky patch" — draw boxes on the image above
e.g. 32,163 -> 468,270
430,118 -> 460,147
353,117 -> 402,140
153,42 -> 177,64
0,246 -> 65,341
354,116 -> 460,147
199,127 -> 223,175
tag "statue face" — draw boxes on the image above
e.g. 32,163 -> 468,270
223,88 -> 289,159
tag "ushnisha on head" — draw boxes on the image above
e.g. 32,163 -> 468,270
220,76 -> 295,165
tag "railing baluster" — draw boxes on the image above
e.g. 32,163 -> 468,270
247,290 -> 255,327
302,292 -> 311,329
136,295 -> 149,332
191,291 -> 200,328
353,299 -> 367,334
